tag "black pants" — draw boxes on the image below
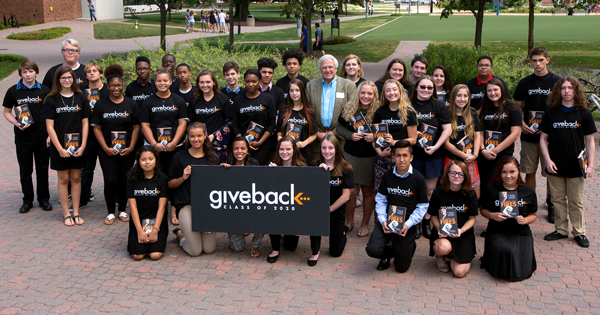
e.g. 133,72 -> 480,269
311,207 -> 347,257
365,222 -> 417,273
269,235 -> 299,252
252,147 -> 270,166
80,136 -> 98,205
15,140 -> 50,204
98,153 -> 135,214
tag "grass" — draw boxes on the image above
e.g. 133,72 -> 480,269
6,27 -> 71,40
0,54 -> 27,80
93,23 -> 186,39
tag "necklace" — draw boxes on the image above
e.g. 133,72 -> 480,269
60,94 -> 74,108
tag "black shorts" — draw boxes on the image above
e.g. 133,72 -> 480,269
50,156 -> 86,171
313,42 -> 324,51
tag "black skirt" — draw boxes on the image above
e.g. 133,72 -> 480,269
50,156 -> 86,171
429,227 -> 476,264
127,216 -> 168,255
480,231 -> 536,282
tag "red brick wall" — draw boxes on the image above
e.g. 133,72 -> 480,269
0,0 -> 80,24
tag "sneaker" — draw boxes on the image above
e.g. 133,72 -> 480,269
89,190 -> 94,201
574,235 -> 590,248
544,230 -> 568,241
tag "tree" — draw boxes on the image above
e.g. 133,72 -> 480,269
441,0 -> 492,48
528,0 -> 536,54
144,0 -> 169,51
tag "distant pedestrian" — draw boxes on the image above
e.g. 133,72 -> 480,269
87,0 -> 97,22
189,10 -> 196,33
219,10 -> 226,33
185,9 -> 190,33
299,24 -> 308,56
311,23 -> 325,59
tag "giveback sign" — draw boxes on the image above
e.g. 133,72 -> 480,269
191,166 -> 330,236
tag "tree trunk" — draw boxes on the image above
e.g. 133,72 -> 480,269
338,1 -> 344,15
167,0 -> 172,22
229,3 -> 234,53
307,0 -> 313,58
528,0 -> 535,54
161,6 -> 167,51
234,3 -> 250,21
474,0 -> 485,48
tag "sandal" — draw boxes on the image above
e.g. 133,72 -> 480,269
104,213 -> 115,225
63,215 -> 74,227
344,223 -> 354,235
251,246 -> 261,258
171,211 -> 179,225
119,212 -> 130,222
73,215 -> 84,225
357,225 -> 370,237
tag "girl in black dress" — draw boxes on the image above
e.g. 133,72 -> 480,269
232,69 -> 276,165
480,156 -> 537,282
429,160 -> 478,277
44,65 -> 91,226
127,146 -> 168,260
221,137 -> 263,257
276,79 -> 317,163
267,136 -> 307,263
92,65 -> 140,225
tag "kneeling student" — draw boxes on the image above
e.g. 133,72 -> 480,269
365,140 -> 428,273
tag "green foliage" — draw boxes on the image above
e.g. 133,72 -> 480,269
6,27 -> 71,40
18,22 -> 37,26
490,51 -> 531,95
323,35 -> 355,45
94,40 -> 321,88
0,54 -> 28,81
0,24 -> 5,30
421,43 -> 481,86
93,23 -> 186,39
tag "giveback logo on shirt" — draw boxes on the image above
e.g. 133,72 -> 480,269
381,118 -> 403,125
151,105 -> 178,112
471,91 -> 484,99
195,107 -> 219,115
483,113 -> 508,120
240,105 -> 265,113
553,120 -> 581,129
287,117 -> 307,125
17,96 -> 43,105
439,204 -> 468,212
132,93 -> 152,101
329,178 -> 342,186
456,123 -> 466,131
56,105 -> 81,113
528,88 -> 551,96
103,111 -> 130,119
387,186 -> 413,197
134,188 -> 160,196
417,112 -> 435,120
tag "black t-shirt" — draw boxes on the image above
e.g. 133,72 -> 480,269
275,74 -> 310,96
2,82 -> 50,142
480,103 -> 522,156
372,105 -> 418,141
42,63 -> 89,90
539,107 -> 597,178
172,85 -> 196,109
139,93 -> 188,144
232,92 -> 277,138
169,77 -> 180,94
220,87 -> 246,105
411,98 -> 451,161
189,92 -> 232,135
262,85 -> 286,113
277,108 -> 318,160
338,109 -> 377,158
127,173 -> 169,219
465,76 -> 510,111
329,166 -> 355,210
427,187 -> 478,230
480,183 -> 537,235
446,108 -> 483,160
43,93 -> 92,157
91,97 -> 140,151
513,72 -> 561,143
378,168 -> 428,217
125,79 -> 157,107
168,150 -> 208,207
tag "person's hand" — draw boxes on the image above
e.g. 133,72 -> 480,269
424,146 -> 438,155
249,141 -> 260,150
318,163 -> 329,170
297,140 -> 306,149
384,134 -> 394,144
481,149 -> 497,160
17,123 -> 30,131
363,132 -> 374,143
492,212 -> 510,222
381,221 -> 392,234
351,132 -> 363,141
268,162 -> 277,167
221,163 -> 231,168
148,229 -> 158,243
59,148 -> 71,158
138,230 -> 149,243
398,224 -> 408,237
104,147 -> 118,156
515,215 -> 527,225
522,121 -> 535,134
120,147 -> 133,156
154,142 -> 165,152
165,142 -> 176,152
182,165 -> 192,180
438,231 -> 447,238
46,137 -> 51,148
545,160 -> 557,174
379,147 -> 391,158
208,134 -> 215,143
586,165 -> 594,178
464,154 -> 477,164
72,146 -> 85,157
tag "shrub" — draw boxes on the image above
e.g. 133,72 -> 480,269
95,39 -> 321,88
7,27 -> 71,40
421,43 -> 482,86
0,24 -> 5,30
323,36 -> 355,45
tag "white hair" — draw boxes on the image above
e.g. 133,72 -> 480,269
318,54 -> 338,69
61,39 -> 80,52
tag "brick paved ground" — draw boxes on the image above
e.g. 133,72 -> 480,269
1,19 -> 600,314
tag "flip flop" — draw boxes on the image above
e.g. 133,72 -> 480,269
357,225 -> 370,237
63,215 -> 74,227
73,215 -> 84,225
104,213 -> 115,225
344,223 -> 354,235
119,212 -> 130,222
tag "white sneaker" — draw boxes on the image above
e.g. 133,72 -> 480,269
186,29 -> 189,33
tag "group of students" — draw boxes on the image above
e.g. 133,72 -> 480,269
185,9 -> 229,34
3,39 -> 595,281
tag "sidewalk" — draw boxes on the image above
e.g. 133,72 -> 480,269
0,18 -> 599,314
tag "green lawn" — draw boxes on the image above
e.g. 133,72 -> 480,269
94,23 -> 186,39
0,54 -> 28,80
7,27 -> 71,40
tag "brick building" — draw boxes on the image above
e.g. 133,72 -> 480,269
0,0 -> 82,24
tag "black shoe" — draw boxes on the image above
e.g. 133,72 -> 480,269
19,203 -> 33,213
40,202 -> 53,211
422,219 -> 432,239
308,258 -> 318,267
89,191 -> 95,201
546,197 -> 555,223
574,235 -> 590,248
376,258 -> 390,270
415,223 -> 421,239
544,230 -> 568,241
267,254 -> 279,263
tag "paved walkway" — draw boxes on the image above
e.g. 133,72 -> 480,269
0,18 -> 600,315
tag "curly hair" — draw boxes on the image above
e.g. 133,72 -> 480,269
448,84 -> 476,140
257,57 -> 278,71
546,76 -> 587,111
282,49 -> 305,66
380,79 -> 416,127
491,156 -> 524,189
341,81 -> 381,124
185,122 -> 218,165
127,145 -> 162,182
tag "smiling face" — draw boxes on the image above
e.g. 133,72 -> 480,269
486,83 -> 502,103
62,42 -> 80,65
188,127 -> 206,148
198,74 -> 214,94
389,62 -> 404,81
416,79 -> 434,101
359,84 -> 375,107
477,58 -> 493,78
455,87 -> 469,109
432,68 -> 445,89
155,73 -> 172,93
108,77 -> 124,98
288,83 -> 301,102
59,72 -> 74,90
135,61 -> 151,81
285,58 -> 300,77
232,140 -> 249,164
244,74 -> 259,94
501,162 -> 519,188
320,58 -> 336,82
139,151 -> 157,173
278,141 -> 294,163
384,82 -> 400,103
321,139 -> 335,162
224,68 -> 240,87
411,61 -> 426,80
176,66 -> 191,84
344,58 -> 359,77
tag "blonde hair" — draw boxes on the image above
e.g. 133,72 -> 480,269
379,79 -> 416,127
339,54 -> 364,77
342,81 -> 380,123
448,84 -> 476,140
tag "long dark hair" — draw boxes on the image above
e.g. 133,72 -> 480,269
185,122 -> 217,165
281,79 -> 315,135
432,65 -> 454,94
46,65 -> 83,99
127,145 -> 162,181
225,136 -> 254,165
491,156 -> 524,189
317,133 -> 353,177
376,58 -> 411,88
272,136 -> 307,166
478,78 -> 519,129
194,69 -> 221,100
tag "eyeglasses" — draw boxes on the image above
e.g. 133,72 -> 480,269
62,49 -> 78,54
418,85 -> 434,91
60,76 -> 73,81
477,64 -> 491,68
448,171 -> 465,178
136,67 -> 151,72
109,84 -> 123,88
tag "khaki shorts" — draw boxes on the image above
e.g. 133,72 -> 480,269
520,141 -> 547,176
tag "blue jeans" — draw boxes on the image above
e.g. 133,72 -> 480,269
90,9 -> 96,21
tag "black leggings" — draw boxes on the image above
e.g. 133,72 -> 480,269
98,153 -> 134,214
310,207 -> 347,257
269,235 -> 299,252
252,147 -> 270,166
